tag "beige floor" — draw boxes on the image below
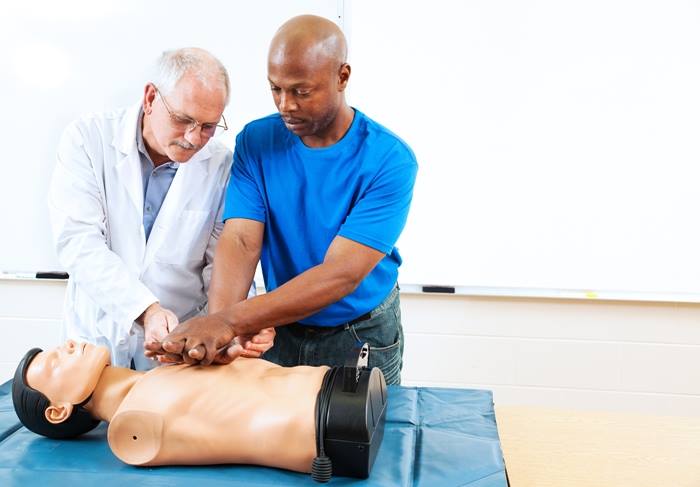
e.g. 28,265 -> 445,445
496,406 -> 700,487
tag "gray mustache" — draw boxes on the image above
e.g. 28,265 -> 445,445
172,141 -> 198,150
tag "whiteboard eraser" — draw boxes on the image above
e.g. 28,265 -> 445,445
36,271 -> 69,279
421,285 -> 455,294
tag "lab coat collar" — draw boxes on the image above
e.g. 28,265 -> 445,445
114,103 -> 142,155
113,104 -> 146,231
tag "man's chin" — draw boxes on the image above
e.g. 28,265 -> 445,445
283,120 -> 312,136
168,146 -> 199,163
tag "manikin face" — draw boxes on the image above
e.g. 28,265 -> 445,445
142,74 -> 226,163
26,340 -> 110,407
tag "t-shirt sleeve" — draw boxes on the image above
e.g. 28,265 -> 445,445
338,143 -> 418,254
223,127 -> 267,223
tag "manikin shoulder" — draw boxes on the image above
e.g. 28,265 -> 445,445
106,364 -> 180,466
108,410 -> 164,466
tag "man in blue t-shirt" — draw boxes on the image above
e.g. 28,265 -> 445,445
151,15 -> 417,384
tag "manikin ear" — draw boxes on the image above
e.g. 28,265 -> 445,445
45,403 -> 74,424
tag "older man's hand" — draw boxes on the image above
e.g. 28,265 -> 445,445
238,327 -> 276,358
140,303 -> 179,360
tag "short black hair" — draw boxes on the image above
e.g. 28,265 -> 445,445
12,348 -> 100,439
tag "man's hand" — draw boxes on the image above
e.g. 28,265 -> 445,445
238,327 -> 276,358
146,313 -> 239,366
139,302 -> 179,360
144,317 -> 276,365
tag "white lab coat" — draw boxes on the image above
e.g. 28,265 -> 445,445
48,103 -> 240,368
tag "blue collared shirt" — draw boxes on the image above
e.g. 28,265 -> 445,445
136,112 -> 179,241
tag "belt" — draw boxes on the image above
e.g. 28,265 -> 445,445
348,311 -> 372,326
297,284 -> 396,330
293,310 -> 372,332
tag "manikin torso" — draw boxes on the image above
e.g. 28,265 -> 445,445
106,358 -> 329,472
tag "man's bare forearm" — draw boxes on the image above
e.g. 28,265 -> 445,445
208,228 -> 260,314
220,236 -> 384,335
221,261 -> 353,333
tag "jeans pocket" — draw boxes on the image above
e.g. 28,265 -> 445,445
367,339 -> 402,385
348,318 -> 398,349
368,339 -> 401,353
347,299 -> 403,384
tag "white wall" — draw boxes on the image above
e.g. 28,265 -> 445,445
3,279 -> 699,417
1,280 -> 64,380
401,291 -> 700,417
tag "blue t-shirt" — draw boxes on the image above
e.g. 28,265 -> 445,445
223,109 -> 417,326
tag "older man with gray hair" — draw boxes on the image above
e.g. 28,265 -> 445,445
48,48 -> 274,370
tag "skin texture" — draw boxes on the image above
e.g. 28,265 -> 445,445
147,16 -> 386,366
139,303 -> 179,360
26,341 -> 327,472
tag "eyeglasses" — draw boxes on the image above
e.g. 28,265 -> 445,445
154,86 -> 228,137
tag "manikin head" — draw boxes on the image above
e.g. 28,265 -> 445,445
12,340 -> 110,438
267,15 -> 351,145
142,47 -> 230,164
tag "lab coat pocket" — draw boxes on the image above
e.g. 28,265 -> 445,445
154,209 -> 211,264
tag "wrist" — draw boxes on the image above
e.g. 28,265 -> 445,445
137,301 -> 161,325
211,309 -> 235,330
224,301 -> 259,335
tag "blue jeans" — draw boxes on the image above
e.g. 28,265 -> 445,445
263,286 -> 404,385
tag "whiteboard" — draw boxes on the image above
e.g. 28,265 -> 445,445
3,0 -> 700,300
348,0 -> 700,296
0,0 -> 341,271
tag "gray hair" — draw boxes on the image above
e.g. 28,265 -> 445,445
152,48 -> 230,105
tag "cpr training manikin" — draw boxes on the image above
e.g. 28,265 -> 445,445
12,340 -> 387,482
